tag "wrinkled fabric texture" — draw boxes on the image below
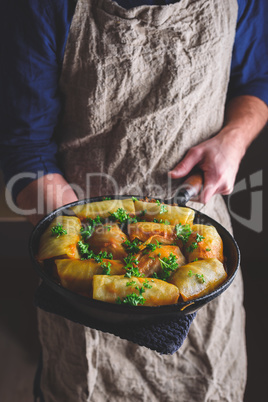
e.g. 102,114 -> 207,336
37,0 -> 247,401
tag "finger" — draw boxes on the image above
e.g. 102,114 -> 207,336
168,147 -> 202,179
198,172 -> 218,204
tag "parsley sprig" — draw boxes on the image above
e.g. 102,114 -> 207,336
101,261 -> 112,275
116,279 -> 153,306
123,255 -> 143,278
175,223 -> 192,244
188,270 -> 206,283
51,223 -> 67,238
77,241 -> 113,262
186,233 -> 205,253
116,293 -> 145,306
122,238 -> 142,254
143,240 -> 161,254
153,252 -> 179,281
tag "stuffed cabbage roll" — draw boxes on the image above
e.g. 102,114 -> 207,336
55,259 -> 125,296
37,216 -> 81,261
128,222 -> 176,242
134,200 -> 195,226
93,275 -> 180,306
184,224 -> 224,263
168,258 -> 227,301
87,223 -> 128,261
137,236 -> 186,277
71,198 -> 135,221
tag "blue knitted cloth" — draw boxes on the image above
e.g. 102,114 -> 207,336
35,281 -> 196,355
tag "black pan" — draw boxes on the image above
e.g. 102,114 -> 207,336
29,174 -> 240,324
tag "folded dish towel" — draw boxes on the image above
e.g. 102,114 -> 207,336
35,281 -> 196,355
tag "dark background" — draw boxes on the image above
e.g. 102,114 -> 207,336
0,125 -> 267,401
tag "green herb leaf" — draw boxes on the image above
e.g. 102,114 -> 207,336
195,273 -> 206,283
196,233 -> 205,243
122,238 -> 141,254
206,248 -> 211,251
126,280 -> 137,287
109,208 -> 129,223
101,261 -> 111,275
120,293 -> 146,306
175,223 -> 192,243
158,253 -> 179,281
51,223 -> 67,238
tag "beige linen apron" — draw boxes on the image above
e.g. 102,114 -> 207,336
38,0 -> 247,401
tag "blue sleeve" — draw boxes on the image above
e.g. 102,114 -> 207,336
228,0 -> 268,105
0,0 -> 76,201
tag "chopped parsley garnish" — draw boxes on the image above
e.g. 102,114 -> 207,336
143,279 -> 153,289
155,201 -> 168,214
132,197 -> 138,202
109,208 -> 129,223
123,255 -> 143,278
103,197 -> 111,200
175,223 -> 192,244
78,241 -> 113,262
186,242 -> 198,253
143,240 -> 161,254
101,261 -> 111,275
188,270 -> 206,283
153,218 -> 170,225
196,233 -> 205,243
81,216 -> 104,240
196,273 -> 206,283
126,280 -> 137,287
206,248 -> 211,251
116,293 -> 145,306
122,238 -> 141,254
80,225 -> 94,241
51,223 -> 67,238
186,232 -> 205,253
160,204 -> 168,214
117,279 -> 153,306
158,253 -> 179,281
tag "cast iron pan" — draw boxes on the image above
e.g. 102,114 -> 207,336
29,173 -> 240,323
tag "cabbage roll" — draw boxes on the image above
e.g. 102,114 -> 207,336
37,216 -> 81,261
128,222 -> 176,242
87,224 -> 128,261
184,224 -> 224,263
93,275 -> 180,306
137,236 -> 185,277
168,258 -> 227,301
55,259 -> 125,296
71,198 -> 135,221
134,200 -> 195,226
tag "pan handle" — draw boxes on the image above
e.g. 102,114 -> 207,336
173,171 -> 203,206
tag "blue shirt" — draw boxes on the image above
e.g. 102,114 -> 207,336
1,0 -> 268,200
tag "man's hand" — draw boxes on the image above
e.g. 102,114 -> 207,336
169,95 -> 268,204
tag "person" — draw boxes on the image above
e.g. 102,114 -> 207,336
1,0 -> 267,401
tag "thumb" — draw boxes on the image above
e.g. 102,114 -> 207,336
168,148 -> 201,179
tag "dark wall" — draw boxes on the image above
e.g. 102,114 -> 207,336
224,124 -> 267,402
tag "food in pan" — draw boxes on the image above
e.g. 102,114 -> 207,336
184,224 -> 224,263
168,258 -> 227,301
55,259 -> 125,296
37,198 -> 228,306
93,276 -> 180,306
38,216 -> 81,261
